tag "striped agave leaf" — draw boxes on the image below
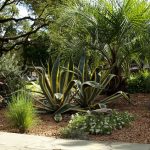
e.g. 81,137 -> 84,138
75,54 -> 101,82
35,57 -> 77,121
99,91 -> 131,105
75,74 -> 115,108
74,56 -> 131,109
75,81 -> 101,108
74,55 -> 108,108
75,74 -> 131,109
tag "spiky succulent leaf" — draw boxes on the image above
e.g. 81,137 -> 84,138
51,57 -> 60,93
100,91 -> 131,104
54,104 -> 77,115
54,113 -> 62,122
35,57 -> 76,121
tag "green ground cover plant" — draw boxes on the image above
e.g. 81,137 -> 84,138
60,111 -> 134,139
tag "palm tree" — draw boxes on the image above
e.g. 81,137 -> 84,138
59,0 -> 150,93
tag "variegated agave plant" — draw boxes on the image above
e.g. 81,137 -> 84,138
35,57 -> 77,122
74,55 -> 131,109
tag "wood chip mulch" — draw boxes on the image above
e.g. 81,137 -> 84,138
0,93 -> 150,144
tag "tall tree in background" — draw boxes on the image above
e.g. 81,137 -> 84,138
57,0 -> 150,92
0,0 -> 50,55
14,0 -> 69,65
23,31 -> 51,66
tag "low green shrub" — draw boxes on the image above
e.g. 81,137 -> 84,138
60,113 -> 88,139
6,91 -> 38,133
127,70 -> 150,93
60,127 -> 88,140
60,111 -> 134,139
0,51 -> 25,103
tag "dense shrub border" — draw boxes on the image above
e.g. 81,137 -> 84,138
127,71 -> 150,93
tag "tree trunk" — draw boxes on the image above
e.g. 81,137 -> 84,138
106,46 -> 127,95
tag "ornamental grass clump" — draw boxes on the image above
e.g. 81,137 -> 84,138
6,91 -> 38,133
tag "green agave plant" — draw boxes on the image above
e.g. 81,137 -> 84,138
74,54 -> 101,83
35,57 -> 77,121
75,76 -> 131,109
74,55 -> 131,109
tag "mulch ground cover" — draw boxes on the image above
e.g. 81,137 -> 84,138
0,93 -> 149,144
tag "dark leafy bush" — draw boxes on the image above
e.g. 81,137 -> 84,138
0,52 -> 25,102
23,33 -> 50,66
127,70 -> 150,93
60,111 -> 134,138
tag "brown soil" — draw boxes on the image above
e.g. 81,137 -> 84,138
0,93 -> 150,144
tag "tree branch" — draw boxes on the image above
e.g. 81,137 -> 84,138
0,0 -> 19,11
0,16 -> 36,24
0,0 -> 50,53
0,0 -> 10,11
0,23 -> 48,41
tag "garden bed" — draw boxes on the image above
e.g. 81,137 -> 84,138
0,93 -> 150,144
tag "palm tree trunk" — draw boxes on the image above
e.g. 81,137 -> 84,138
106,46 -> 126,95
